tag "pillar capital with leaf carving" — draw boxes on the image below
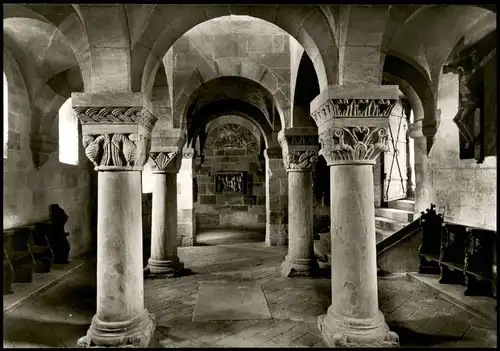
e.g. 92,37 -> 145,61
149,147 -> 182,174
310,85 -> 400,166
278,128 -> 319,172
72,92 -> 157,172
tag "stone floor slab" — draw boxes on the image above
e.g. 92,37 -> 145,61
193,280 -> 272,322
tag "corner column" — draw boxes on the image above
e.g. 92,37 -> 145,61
146,147 -> 184,278
278,129 -> 319,277
73,93 -> 157,348
310,85 -> 401,348
407,120 -> 433,215
263,147 -> 288,246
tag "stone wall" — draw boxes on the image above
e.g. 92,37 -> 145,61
195,122 -> 266,231
3,62 -> 93,258
414,71 -> 496,231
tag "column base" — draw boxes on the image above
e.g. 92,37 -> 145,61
281,256 -> 318,277
76,310 -> 156,348
318,308 -> 399,348
146,258 -> 184,278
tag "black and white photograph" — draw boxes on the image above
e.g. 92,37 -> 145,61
2,3 -> 497,348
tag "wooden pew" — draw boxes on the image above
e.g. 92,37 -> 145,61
417,204 -> 444,275
4,226 -> 36,285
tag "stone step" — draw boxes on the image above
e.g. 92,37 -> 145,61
375,216 -> 408,232
388,199 -> 415,212
375,207 -> 415,223
407,273 -> 496,328
376,228 -> 394,244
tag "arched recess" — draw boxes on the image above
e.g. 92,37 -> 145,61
134,6 -> 337,100
188,100 -> 273,153
383,54 -> 436,153
175,58 -> 289,130
385,5 -> 495,84
184,77 -> 280,145
292,51 -> 320,127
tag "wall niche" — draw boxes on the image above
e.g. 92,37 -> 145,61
195,121 -> 266,231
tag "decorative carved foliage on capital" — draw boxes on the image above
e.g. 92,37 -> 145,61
319,126 -> 389,164
73,107 -> 157,131
82,133 -> 150,170
283,149 -> 318,171
149,151 -> 180,173
311,99 -> 397,126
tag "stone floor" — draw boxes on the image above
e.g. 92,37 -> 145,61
195,228 -> 265,246
3,242 -> 497,348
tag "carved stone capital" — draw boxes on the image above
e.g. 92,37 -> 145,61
74,107 -> 157,131
149,148 -> 181,173
278,128 -> 320,171
82,132 -> 151,171
281,149 -> 318,171
312,98 -> 397,127
310,85 -> 400,134
319,126 -> 389,166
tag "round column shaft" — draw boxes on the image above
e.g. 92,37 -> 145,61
309,85 -> 401,348
318,163 -> 398,347
148,172 -> 183,277
281,170 -> 317,277
79,171 -> 155,347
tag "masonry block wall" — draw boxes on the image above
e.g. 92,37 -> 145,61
4,54 -> 93,258
195,125 -> 266,232
416,70 -> 496,231
171,17 -> 292,127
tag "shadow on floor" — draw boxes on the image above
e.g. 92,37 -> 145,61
4,313 -> 89,347
388,321 -> 463,347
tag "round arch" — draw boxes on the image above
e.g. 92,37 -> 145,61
188,99 -> 274,150
3,4 -> 90,91
135,6 -> 337,99
176,58 -> 289,130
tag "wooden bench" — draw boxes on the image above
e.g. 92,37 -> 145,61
464,227 -> 495,297
3,204 -> 72,295
416,204 -> 496,298
439,223 -> 468,285
418,204 -> 444,275
32,221 -> 54,273
4,226 -> 36,286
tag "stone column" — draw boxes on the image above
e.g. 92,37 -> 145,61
177,148 -> 197,247
146,147 -> 184,278
72,93 -> 157,348
263,147 -> 288,246
310,85 -> 401,347
278,129 -> 319,277
408,120 -> 433,215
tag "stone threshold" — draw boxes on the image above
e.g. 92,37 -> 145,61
3,259 -> 85,315
407,272 -> 497,327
